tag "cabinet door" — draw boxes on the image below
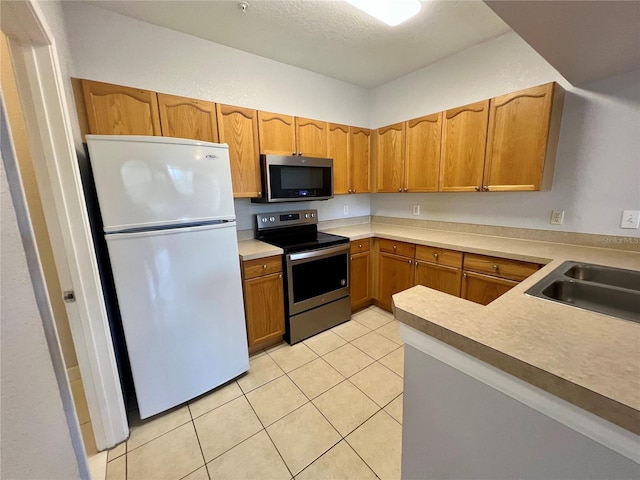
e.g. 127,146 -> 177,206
484,83 -> 555,191
243,272 -> 285,347
414,261 -> 462,297
350,251 -> 370,311
405,113 -> 442,192
378,252 -> 414,311
329,123 -> 350,195
461,271 -> 518,306
375,122 -> 406,193
217,104 -> 261,198
350,127 -> 371,193
440,100 -> 489,192
258,111 -> 296,155
157,93 -> 218,142
81,79 -> 161,135
296,117 -> 328,157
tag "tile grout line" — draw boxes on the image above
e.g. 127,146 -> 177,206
187,403 -> 210,479
242,388 -> 296,479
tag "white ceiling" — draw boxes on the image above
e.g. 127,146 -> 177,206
85,0 -> 512,88
486,1 -> 640,85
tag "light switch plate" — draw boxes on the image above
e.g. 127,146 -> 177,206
412,205 -> 420,216
343,205 -> 349,215
620,210 -> 640,229
550,210 -> 564,225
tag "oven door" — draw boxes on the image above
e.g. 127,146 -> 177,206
286,244 -> 350,315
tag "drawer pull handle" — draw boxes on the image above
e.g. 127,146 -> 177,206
393,245 -> 397,250
433,253 -> 438,259
492,264 -> 499,270
463,273 -> 467,278
408,260 -> 412,264
263,264 -> 268,269
279,274 -> 282,279
358,244 -> 362,248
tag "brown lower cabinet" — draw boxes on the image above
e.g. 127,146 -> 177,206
372,237 -> 540,311
241,256 -> 285,351
350,240 -> 372,311
414,261 -> 462,297
461,271 -> 518,305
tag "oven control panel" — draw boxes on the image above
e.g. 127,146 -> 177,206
256,209 -> 318,230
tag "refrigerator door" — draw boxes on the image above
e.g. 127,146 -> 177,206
87,135 -> 235,233
105,222 -> 249,418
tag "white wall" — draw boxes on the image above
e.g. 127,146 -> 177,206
0,153 -> 81,479
63,3 -> 369,127
369,33 -> 640,237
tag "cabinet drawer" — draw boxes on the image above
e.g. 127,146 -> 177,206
463,253 -> 539,281
243,255 -> 282,280
378,239 -> 415,258
350,238 -> 371,254
415,245 -> 463,268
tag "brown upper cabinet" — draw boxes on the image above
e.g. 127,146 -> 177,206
349,127 -> 371,194
484,82 -> 563,191
329,123 -> 350,195
157,93 -> 218,142
440,100 -> 490,192
375,113 -> 442,193
405,113 -> 442,192
331,124 -> 371,195
440,83 -> 564,193
374,122 -> 405,192
258,112 -> 328,157
217,104 -> 261,198
81,79 -> 161,136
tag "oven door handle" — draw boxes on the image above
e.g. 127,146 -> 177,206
287,244 -> 349,263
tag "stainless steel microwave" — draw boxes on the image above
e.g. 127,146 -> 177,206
252,155 -> 334,203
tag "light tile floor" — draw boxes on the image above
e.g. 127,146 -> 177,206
103,306 -> 404,480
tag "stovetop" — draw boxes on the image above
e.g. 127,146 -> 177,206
255,209 -> 349,254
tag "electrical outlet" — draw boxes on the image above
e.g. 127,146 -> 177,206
343,205 -> 349,215
550,210 -> 564,225
412,205 -> 420,216
620,210 -> 640,229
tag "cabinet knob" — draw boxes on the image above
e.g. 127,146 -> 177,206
348,189 -> 352,193
408,259 -> 412,264
393,245 -> 397,250
258,191 -> 262,196
298,152 -> 302,156
398,188 -> 402,192
353,189 -> 356,193
350,255 -> 353,260
433,253 -> 438,259
403,187 -> 408,192
358,244 -> 362,248
279,274 -> 282,279
474,186 -> 480,191
483,186 -> 489,192
492,264 -> 499,270
463,273 -> 467,278
292,152 -> 296,156
263,264 -> 268,269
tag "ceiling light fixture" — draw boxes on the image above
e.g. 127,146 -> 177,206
346,0 -> 422,27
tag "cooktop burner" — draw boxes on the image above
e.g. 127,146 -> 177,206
255,209 -> 349,254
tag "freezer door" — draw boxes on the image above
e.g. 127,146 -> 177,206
105,222 -> 249,418
87,135 -> 235,232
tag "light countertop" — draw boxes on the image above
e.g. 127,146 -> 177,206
237,222 -> 640,434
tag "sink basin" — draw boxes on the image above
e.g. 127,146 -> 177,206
541,280 -> 640,322
526,261 -> 640,323
564,264 -> 640,291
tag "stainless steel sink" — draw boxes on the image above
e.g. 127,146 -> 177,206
563,264 -> 640,291
526,261 -> 640,323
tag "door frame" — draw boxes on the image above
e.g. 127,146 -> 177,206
1,0 -> 128,449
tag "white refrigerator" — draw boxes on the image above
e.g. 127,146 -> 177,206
86,135 -> 249,419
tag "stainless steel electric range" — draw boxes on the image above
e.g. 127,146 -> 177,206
255,209 -> 351,344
